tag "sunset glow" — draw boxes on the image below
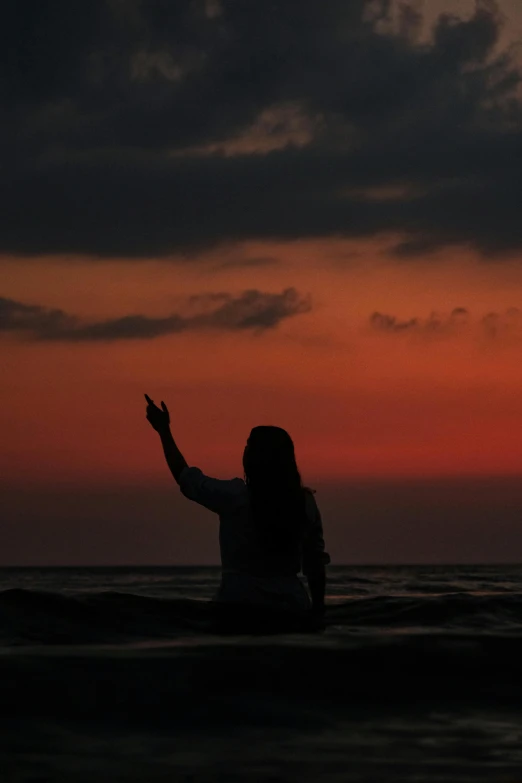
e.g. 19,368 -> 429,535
4,0 -> 522,563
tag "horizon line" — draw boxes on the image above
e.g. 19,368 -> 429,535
0,562 -> 521,569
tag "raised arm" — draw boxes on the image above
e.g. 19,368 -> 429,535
145,393 -> 188,484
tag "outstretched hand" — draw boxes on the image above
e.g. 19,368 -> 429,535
145,393 -> 170,433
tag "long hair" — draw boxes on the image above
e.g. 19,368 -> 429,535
243,426 -> 309,557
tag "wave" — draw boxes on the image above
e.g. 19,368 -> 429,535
329,592 -> 522,631
0,588 -> 213,646
2,588 -> 522,728
1,588 -> 522,646
1,630 -> 522,729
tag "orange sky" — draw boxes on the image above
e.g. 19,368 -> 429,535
4,238 -> 522,564
4,237 -> 522,489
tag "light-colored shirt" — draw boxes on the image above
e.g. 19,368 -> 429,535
178,466 -> 329,613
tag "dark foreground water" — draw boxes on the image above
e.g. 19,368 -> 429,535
1,564 -> 522,781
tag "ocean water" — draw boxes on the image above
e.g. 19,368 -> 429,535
1,564 -> 522,781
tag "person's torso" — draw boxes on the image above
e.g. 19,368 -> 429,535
218,486 -> 315,577
216,486 -> 318,613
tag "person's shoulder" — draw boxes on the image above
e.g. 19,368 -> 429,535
229,476 -> 247,496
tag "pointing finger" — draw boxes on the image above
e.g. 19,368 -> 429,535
144,393 -> 153,405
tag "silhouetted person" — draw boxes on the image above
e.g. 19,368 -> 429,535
145,393 -> 330,633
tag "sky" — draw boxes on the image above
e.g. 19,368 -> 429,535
3,0 -> 522,564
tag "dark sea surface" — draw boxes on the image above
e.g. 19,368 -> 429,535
1,564 -> 522,781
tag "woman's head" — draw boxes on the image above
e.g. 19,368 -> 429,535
243,426 -> 307,560
243,425 -> 298,482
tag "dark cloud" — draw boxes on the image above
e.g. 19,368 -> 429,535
369,312 -> 422,332
0,288 -> 311,341
370,307 -> 471,334
480,306 -> 522,338
0,296 -> 74,334
369,306 -> 522,339
2,1 -> 522,258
